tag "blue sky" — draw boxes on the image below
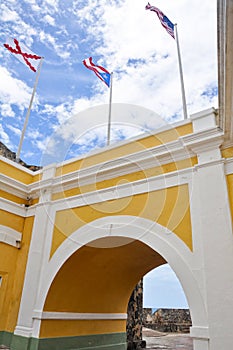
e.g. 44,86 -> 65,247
0,0 -> 217,308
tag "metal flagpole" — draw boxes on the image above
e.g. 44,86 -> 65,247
16,57 -> 44,162
174,24 -> 188,119
107,72 -> 113,146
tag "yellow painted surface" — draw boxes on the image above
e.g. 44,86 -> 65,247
222,146 -> 233,158
0,160 -> 33,184
227,174 -> 233,224
44,240 -> 165,332
55,124 -> 193,177
52,157 -> 197,201
32,173 -> 42,183
0,216 -> 34,332
0,190 -> 27,205
51,184 -> 192,257
40,319 -> 126,337
0,210 -> 25,232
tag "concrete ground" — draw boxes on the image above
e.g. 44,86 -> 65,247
142,327 -> 193,350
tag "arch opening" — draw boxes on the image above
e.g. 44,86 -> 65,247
36,216 -> 207,350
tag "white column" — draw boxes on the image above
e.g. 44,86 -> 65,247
14,164 -> 56,338
187,109 -> 233,350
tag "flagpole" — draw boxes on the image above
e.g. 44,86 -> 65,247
174,24 -> 188,119
107,72 -> 113,146
16,57 -> 44,162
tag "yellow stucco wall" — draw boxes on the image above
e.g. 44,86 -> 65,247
40,319 -> 126,338
0,214 -> 34,332
51,184 -> 192,258
222,146 -> 233,158
42,239 -> 165,337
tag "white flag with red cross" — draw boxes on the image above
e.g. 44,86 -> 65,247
4,38 -> 42,72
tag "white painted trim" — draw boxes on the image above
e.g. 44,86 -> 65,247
0,174 -> 28,198
32,311 -> 127,320
0,225 -> 22,248
0,198 -> 27,217
190,326 -> 210,340
29,141 -> 195,196
52,167 -> 193,212
225,157 -> 233,174
14,325 -> 33,338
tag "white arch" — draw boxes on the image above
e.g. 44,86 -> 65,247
34,215 -> 208,335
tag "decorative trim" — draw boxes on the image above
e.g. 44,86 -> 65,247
0,174 -> 28,198
190,326 -> 210,340
32,311 -> 127,320
0,225 -> 22,248
52,167 -> 193,212
0,198 -> 27,217
225,157 -> 233,174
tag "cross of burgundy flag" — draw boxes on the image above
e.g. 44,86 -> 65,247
4,38 -> 42,72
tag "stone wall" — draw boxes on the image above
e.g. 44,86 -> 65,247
143,308 -> 192,333
127,280 -> 146,349
0,142 -> 41,171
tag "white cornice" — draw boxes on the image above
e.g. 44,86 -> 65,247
0,173 -> 28,199
1,123 -> 225,203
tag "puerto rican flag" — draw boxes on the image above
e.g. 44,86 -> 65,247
83,57 -> 111,87
145,3 -> 175,39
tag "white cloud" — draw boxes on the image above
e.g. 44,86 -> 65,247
0,67 -> 33,112
0,124 -> 13,148
6,124 -> 21,136
43,14 -> 55,26
0,104 -> 15,117
0,4 -> 19,22
76,0 -> 217,120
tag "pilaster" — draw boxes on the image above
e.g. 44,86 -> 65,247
13,164 -> 56,344
187,109 -> 233,350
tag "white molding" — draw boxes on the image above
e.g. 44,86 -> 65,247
0,225 -> 22,248
14,325 -> 33,338
190,108 -> 217,132
190,326 -> 210,340
0,174 -> 28,198
225,157 -> 233,174
53,167 -> 193,212
29,140 -> 195,196
0,198 -> 27,217
32,311 -> 127,320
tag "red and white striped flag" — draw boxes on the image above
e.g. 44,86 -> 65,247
4,38 -> 42,72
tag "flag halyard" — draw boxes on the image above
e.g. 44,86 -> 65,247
83,57 -> 111,87
145,3 -> 175,39
4,38 -> 42,72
